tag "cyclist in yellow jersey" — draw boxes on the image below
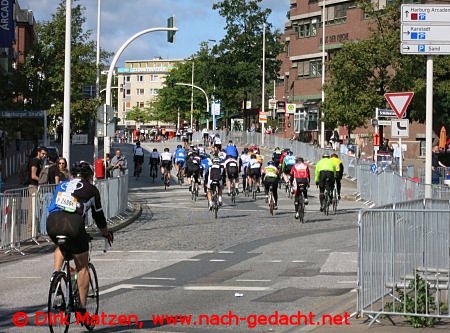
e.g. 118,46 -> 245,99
330,153 -> 344,199
262,161 -> 279,209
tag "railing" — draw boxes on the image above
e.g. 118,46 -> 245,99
0,175 -> 129,254
357,199 -> 450,325
0,146 -> 33,183
193,131 -> 450,204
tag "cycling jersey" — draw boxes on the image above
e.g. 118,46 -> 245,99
249,158 -> 261,169
225,144 -> 238,159
263,165 -> 278,179
330,156 -> 344,178
161,152 -> 172,161
240,154 -> 251,174
283,155 -> 296,166
206,164 -> 224,189
214,137 -> 222,145
218,151 -> 226,161
224,158 -> 239,179
134,146 -> 144,156
200,156 -> 212,176
290,163 -> 310,181
150,152 -> 160,164
174,148 -> 186,162
315,158 -> 336,183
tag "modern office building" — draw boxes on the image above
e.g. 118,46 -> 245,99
116,58 -> 183,128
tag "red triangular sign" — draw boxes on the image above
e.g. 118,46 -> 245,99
384,92 -> 414,119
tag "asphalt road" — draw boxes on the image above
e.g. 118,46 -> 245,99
0,139 -> 364,333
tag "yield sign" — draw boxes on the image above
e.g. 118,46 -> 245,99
384,92 -> 414,119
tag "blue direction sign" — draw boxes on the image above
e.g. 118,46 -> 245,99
371,163 -> 377,174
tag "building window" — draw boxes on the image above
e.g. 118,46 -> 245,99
125,89 -> 131,95
125,101 -> 131,108
125,76 -> 130,82
294,18 -> 319,38
297,61 -> 310,77
310,59 -> 322,77
150,88 -> 159,95
136,88 -> 144,95
325,2 -> 352,25
149,74 -> 159,81
137,75 -> 144,82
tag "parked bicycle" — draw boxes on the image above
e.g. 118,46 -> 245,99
48,236 -> 99,333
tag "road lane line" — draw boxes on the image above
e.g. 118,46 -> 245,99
236,279 -> 271,282
209,259 -> 226,262
142,277 -> 176,280
291,260 -> 306,263
183,286 -> 270,291
100,283 -> 176,295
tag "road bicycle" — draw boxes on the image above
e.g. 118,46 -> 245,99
48,236 -> 99,333
322,181 -> 332,216
210,182 -> 220,219
134,160 -> 143,179
164,168 -> 171,190
230,178 -> 237,204
285,181 -> 293,198
295,184 -> 306,223
190,175 -> 199,202
251,178 -> 259,201
267,185 -> 276,215
149,163 -> 158,183
177,167 -> 184,186
331,182 -> 339,214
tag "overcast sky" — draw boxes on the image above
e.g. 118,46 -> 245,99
18,0 -> 288,65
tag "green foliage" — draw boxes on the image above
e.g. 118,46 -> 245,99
386,274 -> 438,328
125,106 -> 151,124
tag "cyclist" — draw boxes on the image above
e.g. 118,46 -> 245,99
205,157 -> 225,209
213,134 -> 222,154
272,147 -> 282,168
218,149 -> 227,162
198,143 -> 205,155
46,161 -> 113,315
330,153 -> 344,200
200,153 -> 212,196
149,148 -> 160,177
247,153 -> 262,193
133,141 -> 144,177
315,153 -> 336,212
223,155 -> 239,196
160,147 -> 173,183
281,150 -> 296,184
290,157 -> 311,219
262,160 -> 279,209
185,151 -> 201,192
173,144 -> 187,176
224,140 -> 239,159
202,127 -> 209,146
239,148 -> 251,192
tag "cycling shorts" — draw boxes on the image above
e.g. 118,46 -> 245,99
207,179 -> 222,190
175,160 -> 185,168
283,165 -> 293,174
149,158 -> 159,165
161,160 -> 172,170
46,211 -> 89,254
248,168 -> 261,180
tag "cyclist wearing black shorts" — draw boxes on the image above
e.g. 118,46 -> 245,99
149,148 -> 160,177
160,148 -> 172,180
46,162 -> 113,314
133,141 -> 144,177
185,151 -> 201,191
223,155 -> 239,196
315,153 -> 336,212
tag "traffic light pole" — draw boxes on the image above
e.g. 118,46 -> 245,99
104,26 -> 178,163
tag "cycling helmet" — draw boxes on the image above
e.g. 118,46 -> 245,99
243,148 -> 249,154
322,152 -> 330,158
296,156 -> 304,163
177,145 -> 182,149
153,148 -> 157,152
267,161 -> 274,166
164,147 -> 169,152
250,154 -> 257,159
212,157 -> 221,164
71,161 -> 94,178
136,140 -> 140,146
288,150 -> 293,155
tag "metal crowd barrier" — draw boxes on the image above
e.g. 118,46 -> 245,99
358,199 -> 450,325
0,175 -> 129,254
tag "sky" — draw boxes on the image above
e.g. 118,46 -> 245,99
18,0 -> 289,66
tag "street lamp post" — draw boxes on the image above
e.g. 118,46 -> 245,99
175,83 -> 209,127
190,60 -> 194,129
94,0 -> 101,162
261,23 -> 266,146
320,0 -> 326,148
62,0 -> 72,166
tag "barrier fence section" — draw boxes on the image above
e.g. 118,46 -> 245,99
358,199 -> 450,325
0,175 -> 129,254
193,131 -> 450,205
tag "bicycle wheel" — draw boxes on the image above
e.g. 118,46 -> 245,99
324,193 -> 330,216
269,194 -> 274,215
84,263 -> 99,330
298,196 -> 305,223
48,272 -> 70,333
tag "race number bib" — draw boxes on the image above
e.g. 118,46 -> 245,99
56,192 -> 78,212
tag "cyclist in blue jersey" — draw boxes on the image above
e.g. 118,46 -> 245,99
281,150 -> 296,184
173,144 -> 187,175
200,153 -> 212,196
224,140 -> 238,159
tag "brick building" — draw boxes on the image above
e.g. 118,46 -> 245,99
275,0 -> 429,158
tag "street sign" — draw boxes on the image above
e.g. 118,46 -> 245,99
97,105 -> 115,123
378,120 -> 392,126
391,119 -> 410,138
259,112 -> 268,123
378,109 -> 397,117
371,163 -> 378,174
402,5 -> 450,23
384,92 -> 414,119
401,43 -> 450,55
401,25 -> 450,42
268,98 -> 277,108
286,103 -> 296,114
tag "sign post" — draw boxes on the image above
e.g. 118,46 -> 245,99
384,92 -> 414,177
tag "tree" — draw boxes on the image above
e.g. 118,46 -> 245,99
19,0 -> 112,134
125,106 -> 151,125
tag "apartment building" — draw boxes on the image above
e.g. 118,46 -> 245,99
117,58 -> 183,127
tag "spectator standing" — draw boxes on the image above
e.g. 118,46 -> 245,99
110,149 -> 128,177
29,146 -> 48,187
56,157 -> 69,183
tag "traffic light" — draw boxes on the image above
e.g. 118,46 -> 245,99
167,16 -> 175,43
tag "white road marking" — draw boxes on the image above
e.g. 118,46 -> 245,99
125,259 -> 159,262
291,260 -> 306,263
6,276 -> 40,279
142,277 -> 176,280
267,260 -> 282,263
184,286 -> 270,291
100,283 -> 176,295
317,249 -> 332,252
337,280 -> 357,284
218,251 -> 234,254
92,258 -> 122,261
209,259 -> 226,262
236,279 -> 271,282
